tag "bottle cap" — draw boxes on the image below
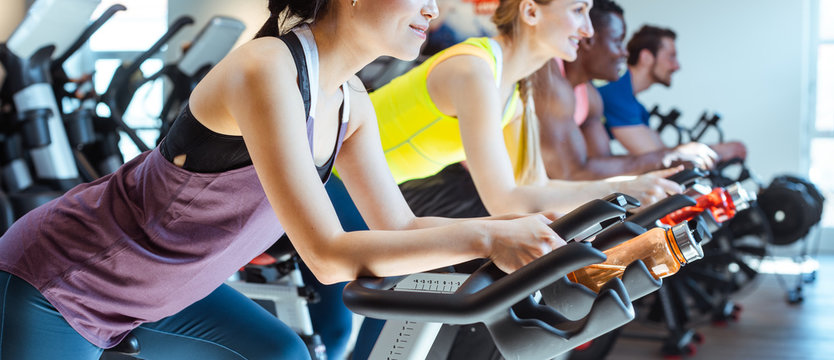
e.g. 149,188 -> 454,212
671,223 -> 704,263
726,182 -> 754,212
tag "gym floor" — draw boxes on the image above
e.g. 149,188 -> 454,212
608,254 -> 834,360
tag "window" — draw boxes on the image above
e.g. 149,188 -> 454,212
810,0 -> 834,226
89,0 -> 168,160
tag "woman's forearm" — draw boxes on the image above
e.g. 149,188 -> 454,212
305,221 -> 490,284
479,179 -> 622,215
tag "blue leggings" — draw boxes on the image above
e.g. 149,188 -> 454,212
310,177 -> 385,360
0,271 -> 310,360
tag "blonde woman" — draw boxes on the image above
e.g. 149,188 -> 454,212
364,0 -> 681,221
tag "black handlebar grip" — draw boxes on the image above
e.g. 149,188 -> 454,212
342,243 -> 605,323
548,199 -> 626,239
601,193 -> 641,209
625,194 -> 696,228
54,4 -> 128,67
667,168 -> 708,186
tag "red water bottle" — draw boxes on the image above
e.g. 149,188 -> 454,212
661,183 -> 752,225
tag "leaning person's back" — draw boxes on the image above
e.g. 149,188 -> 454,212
0,144 -> 281,348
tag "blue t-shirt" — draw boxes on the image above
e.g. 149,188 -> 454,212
597,70 -> 650,137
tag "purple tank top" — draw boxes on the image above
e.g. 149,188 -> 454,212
0,25 -> 349,348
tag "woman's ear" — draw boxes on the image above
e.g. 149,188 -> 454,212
519,0 -> 541,26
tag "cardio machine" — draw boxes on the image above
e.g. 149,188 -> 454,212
81,14 -> 244,177
100,14 -> 245,152
0,0 -> 105,220
342,195 -> 716,360
650,105 -> 826,304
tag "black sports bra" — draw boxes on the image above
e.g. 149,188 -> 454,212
160,30 -> 345,181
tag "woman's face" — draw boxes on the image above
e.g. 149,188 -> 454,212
353,0 -> 439,60
536,0 -> 594,61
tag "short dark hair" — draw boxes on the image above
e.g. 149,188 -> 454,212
589,0 -> 624,31
626,25 -> 677,66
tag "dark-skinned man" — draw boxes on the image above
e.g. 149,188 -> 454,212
510,0 -> 719,182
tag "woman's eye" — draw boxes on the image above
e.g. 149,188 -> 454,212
574,4 -> 589,14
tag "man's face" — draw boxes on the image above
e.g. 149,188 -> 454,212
584,12 -> 628,81
650,37 -> 680,87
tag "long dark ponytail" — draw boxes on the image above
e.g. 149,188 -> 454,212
254,0 -> 329,38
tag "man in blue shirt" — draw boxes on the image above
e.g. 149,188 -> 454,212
530,0 -> 718,179
598,25 -> 746,162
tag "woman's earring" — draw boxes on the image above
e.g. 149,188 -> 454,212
352,0 -> 357,6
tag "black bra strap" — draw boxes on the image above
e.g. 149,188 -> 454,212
277,32 -> 311,119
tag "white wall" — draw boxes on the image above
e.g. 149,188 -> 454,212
621,0 -> 814,184
166,0 -> 268,62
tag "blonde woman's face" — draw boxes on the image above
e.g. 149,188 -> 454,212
536,0 -> 594,61
353,0 -> 439,60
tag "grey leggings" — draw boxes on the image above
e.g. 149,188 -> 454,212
0,271 -> 310,360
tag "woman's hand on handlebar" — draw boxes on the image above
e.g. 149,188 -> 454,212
613,166 -> 684,206
484,214 -> 566,274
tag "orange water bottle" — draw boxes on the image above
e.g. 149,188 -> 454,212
568,223 -> 703,292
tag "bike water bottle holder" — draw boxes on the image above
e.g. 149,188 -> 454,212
540,258 -> 661,322
542,219 -> 662,321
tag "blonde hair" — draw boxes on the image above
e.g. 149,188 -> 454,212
493,0 -> 551,185
514,78 -> 547,185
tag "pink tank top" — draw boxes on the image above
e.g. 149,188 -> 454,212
554,58 -> 590,126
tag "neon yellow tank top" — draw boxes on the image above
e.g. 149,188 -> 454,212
371,37 -> 520,184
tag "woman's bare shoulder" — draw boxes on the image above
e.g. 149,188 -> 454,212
194,37 -> 302,104
189,37 -> 303,133
221,37 -> 297,80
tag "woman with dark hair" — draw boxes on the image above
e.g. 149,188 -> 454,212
0,1 -> 565,358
